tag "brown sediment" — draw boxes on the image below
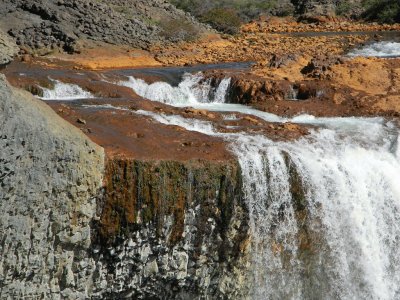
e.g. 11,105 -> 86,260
100,158 -> 242,244
55,44 -> 162,70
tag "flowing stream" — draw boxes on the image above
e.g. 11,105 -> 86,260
42,73 -> 400,299
40,79 -> 94,100
348,41 -> 400,58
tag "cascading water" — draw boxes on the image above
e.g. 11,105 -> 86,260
133,108 -> 400,300
40,80 -> 94,100
118,72 -> 231,105
70,71 -> 400,299
348,41 -> 400,58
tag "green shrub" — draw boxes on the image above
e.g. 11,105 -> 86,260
159,18 -> 201,42
169,0 -> 281,33
362,0 -> 400,23
336,0 -> 353,16
201,8 -> 242,34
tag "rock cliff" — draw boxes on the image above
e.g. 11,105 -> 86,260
0,74 -> 252,298
91,159 -> 250,299
0,74 -> 104,298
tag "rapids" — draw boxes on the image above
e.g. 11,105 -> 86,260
118,73 -> 231,105
348,41 -> 400,58
40,79 -> 94,100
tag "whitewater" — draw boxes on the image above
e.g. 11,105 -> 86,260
42,73 -> 400,300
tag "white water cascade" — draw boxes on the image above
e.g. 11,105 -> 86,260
133,108 -> 400,300
115,72 -> 400,299
40,80 -> 94,100
118,73 -> 231,105
348,41 -> 400,58
78,71 -> 400,299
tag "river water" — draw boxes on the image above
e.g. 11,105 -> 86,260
40,66 -> 400,299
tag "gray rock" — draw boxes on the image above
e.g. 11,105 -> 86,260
0,29 -> 18,66
0,0 -> 211,53
0,75 -> 104,298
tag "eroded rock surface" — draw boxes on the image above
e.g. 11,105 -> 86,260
0,73 -> 253,298
0,75 -> 104,298
0,29 -> 17,66
0,0 -> 209,54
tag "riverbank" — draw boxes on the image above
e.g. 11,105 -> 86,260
8,19 -> 400,119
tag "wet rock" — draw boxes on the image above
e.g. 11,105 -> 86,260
92,159 -> 252,298
77,118 -> 86,124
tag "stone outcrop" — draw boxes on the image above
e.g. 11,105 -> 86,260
0,74 -> 252,298
0,0 -> 209,53
0,29 -> 18,66
91,159 -> 250,299
0,74 -> 104,298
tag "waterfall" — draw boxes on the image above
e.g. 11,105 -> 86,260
131,108 -> 400,300
348,41 -> 400,58
60,73 -> 400,299
40,80 -> 94,100
234,122 -> 400,300
118,73 -> 231,105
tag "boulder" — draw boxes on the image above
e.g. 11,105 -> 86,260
0,29 -> 18,66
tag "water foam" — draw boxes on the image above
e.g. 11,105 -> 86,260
40,80 -> 94,100
348,41 -> 400,58
132,108 -> 400,300
118,73 -> 231,105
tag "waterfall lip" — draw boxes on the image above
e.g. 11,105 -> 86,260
80,104 -> 398,153
80,102 -> 393,140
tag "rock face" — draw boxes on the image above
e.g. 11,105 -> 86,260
0,0 -> 209,53
0,29 -> 18,66
0,75 -> 104,298
0,75 -> 251,298
92,159 -> 251,299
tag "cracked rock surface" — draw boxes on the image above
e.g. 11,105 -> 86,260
0,30 -> 17,66
0,75 -> 104,299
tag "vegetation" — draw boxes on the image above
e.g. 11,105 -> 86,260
335,0 -> 353,16
168,0 -> 400,33
159,17 -> 202,42
169,0 -> 281,33
201,8 -> 242,34
362,0 -> 400,23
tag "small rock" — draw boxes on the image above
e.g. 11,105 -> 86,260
77,118 -> 86,124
